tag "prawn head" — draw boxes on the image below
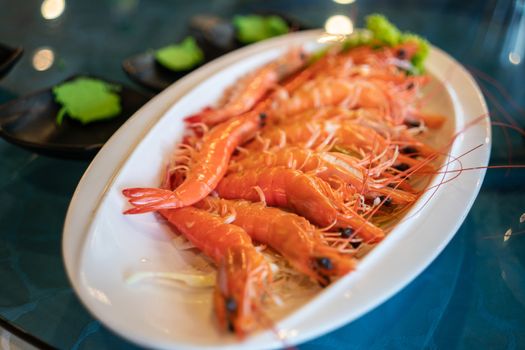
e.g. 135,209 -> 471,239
214,245 -> 272,337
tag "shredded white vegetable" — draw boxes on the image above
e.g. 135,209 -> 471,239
126,271 -> 215,288
127,245 -> 318,304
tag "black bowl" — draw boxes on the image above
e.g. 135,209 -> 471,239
0,43 -> 23,79
0,75 -> 152,159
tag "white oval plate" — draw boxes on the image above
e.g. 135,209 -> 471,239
63,30 -> 490,350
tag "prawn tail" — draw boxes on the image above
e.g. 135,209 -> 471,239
123,200 -> 185,214
184,106 -> 214,124
124,205 -> 163,215
122,187 -> 170,198
122,188 -> 183,214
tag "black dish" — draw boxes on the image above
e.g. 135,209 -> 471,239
122,51 -> 191,92
189,12 -> 308,60
122,14 -> 234,92
0,75 -> 152,159
0,43 -> 23,79
191,12 -> 309,58
122,13 -> 309,92
188,14 -> 238,59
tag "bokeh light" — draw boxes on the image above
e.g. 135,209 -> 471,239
324,15 -> 354,35
41,0 -> 65,20
509,52 -> 521,65
333,0 -> 356,4
32,48 -> 55,71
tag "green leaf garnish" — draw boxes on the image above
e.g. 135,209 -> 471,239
342,29 -> 374,51
365,14 -> 401,46
155,37 -> 204,72
341,13 -> 431,74
233,15 -> 290,44
53,77 -> 122,125
400,33 -> 430,75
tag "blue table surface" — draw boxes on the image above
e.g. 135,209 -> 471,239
1,0 -> 524,349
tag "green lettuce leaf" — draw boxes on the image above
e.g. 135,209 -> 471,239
342,29 -> 373,50
357,13 -> 430,74
365,14 -> 401,46
233,15 -> 289,44
401,33 -> 430,74
53,77 -> 122,125
155,37 -> 204,71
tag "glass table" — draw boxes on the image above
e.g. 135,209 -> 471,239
1,0 -> 524,349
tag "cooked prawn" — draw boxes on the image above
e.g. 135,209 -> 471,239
229,146 -> 417,204
160,206 -> 272,337
215,167 -> 385,243
123,112 -> 264,214
196,197 -> 356,286
186,48 -> 306,126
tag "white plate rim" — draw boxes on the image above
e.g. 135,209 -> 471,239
62,30 -> 491,350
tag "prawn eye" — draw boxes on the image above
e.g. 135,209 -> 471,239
350,239 -> 362,249
316,257 -> 333,270
225,297 -> 237,313
403,119 -> 421,128
400,146 -> 418,157
258,113 -> 267,127
224,297 -> 237,333
396,48 -> 407,59
378,196 -> 393,207
393,163 -> 410,172
339,227 -> 354,238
